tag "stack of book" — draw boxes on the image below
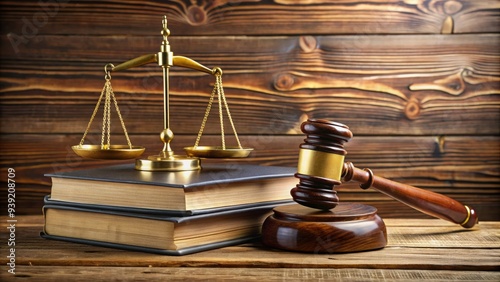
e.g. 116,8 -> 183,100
42,163 -> 296,255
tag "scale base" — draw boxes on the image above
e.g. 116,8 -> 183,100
261,203 -> 387,253
135,155 -> 201,171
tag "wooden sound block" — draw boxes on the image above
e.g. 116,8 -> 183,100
261,203 -> 387,253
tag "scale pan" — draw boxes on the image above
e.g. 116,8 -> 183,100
184,146 -> 253,158
72,145 -> 145,160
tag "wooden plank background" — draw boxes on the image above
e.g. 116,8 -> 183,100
0,0 -> 499,219
1,217 -> 499,280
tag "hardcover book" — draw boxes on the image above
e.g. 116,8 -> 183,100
41,198 -> 291,255
45,163 -> 296,212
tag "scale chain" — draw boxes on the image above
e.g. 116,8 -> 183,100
193,78 -> 217,148
217,75 -> 225,150
79,80 -> 108,147
109,82 -> 133,149
78,68 -> 133,150
218,75 -> 242,149
193,73 -> 242,150
102,81 -> 111,149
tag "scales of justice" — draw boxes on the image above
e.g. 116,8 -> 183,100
72,16 -> 478,253
72,15 -> 253,171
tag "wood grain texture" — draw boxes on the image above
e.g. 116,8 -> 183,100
0,216 -> 498,279
0,1 -> 498,220
2,267 -> 499,282
1,34 -> 498,135
2,134 -> 498,187
1,0 -> 499,36
1,134 -> 498,218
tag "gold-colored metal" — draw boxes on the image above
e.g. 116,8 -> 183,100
72,145 -> 145,160
460,205 -> 472,226
185,146 -> 253,158
185,68 -> 252,158
73,15 -> 252,169
173,56 -> 214,74
297,148 -> 345,181
72,63 -> 145,160
112,54 -> 158,72
111,55 -> 214,74
135,156 -> 200,171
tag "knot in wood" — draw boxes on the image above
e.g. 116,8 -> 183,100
404,98 -> 421,120
274,73 -> 295,91
444,0 -> 463,15
187,6 -> 207,26
299,36 -> 317,53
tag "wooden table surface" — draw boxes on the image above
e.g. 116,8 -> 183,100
1,215 -> 499,281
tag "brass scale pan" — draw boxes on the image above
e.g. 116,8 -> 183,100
73,146 -> 252,160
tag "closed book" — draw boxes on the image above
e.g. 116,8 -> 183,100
41,198 -> 291,255
45,163 -> 296,212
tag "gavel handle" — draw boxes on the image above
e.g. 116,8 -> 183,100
342,162 -> 478,228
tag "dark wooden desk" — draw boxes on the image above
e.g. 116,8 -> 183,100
1,216 -> 499,281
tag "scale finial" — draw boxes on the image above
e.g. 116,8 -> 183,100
161,15 -> 170,44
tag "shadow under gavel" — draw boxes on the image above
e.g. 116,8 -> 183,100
262,119 -> 478,253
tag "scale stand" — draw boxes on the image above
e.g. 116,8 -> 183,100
73,16 -> 252,171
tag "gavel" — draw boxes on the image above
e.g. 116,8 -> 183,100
292,118 -> 477,228
262,119 -> 478,253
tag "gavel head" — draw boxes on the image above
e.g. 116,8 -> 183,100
291,119 -> 353,210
